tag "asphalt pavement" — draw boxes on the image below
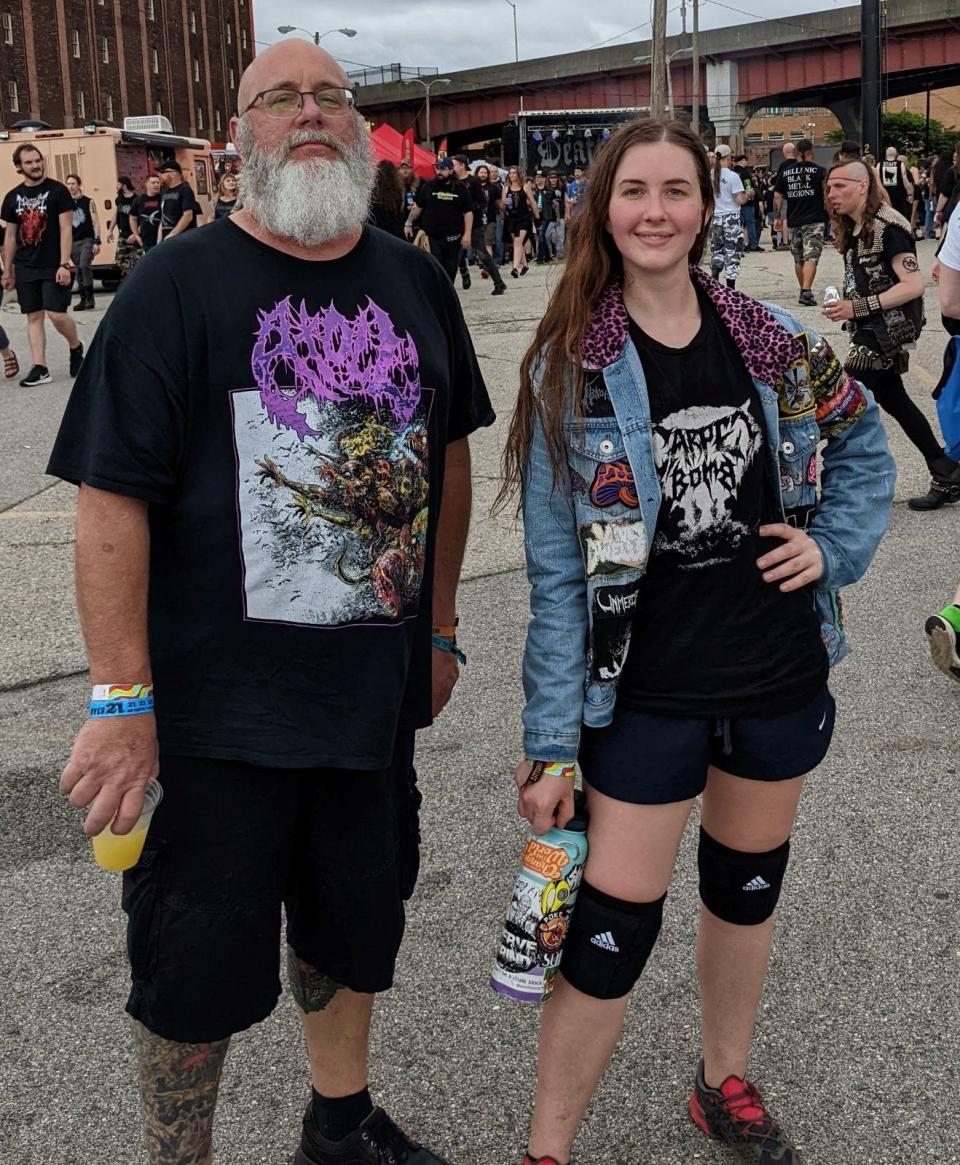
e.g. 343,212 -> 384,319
1,238 -> 959,1164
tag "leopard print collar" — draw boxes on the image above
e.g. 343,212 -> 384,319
580,266 -> 806,383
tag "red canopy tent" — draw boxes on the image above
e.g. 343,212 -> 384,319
370,124 -> 436,180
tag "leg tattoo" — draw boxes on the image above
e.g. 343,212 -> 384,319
287,945 -> 343,1013
132,1020 -> 230,1165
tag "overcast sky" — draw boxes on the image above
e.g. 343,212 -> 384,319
251,0 -> 851,76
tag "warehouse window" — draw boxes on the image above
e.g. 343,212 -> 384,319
215,109 -> 221,132
190,10 -> 196,33
193,59 -> 199,82
197,106 -> 203,130
2,14 -> 12,44
77,89 -> 85,119
768,131 -> 784,142
225,23 -> 231,45
105,93 -> 113,121
148,0 -> 155,20
102,36 -> 109,64
8,79 -> 18,112
152,48 -> 159,74
72,29 -> 81,58
241,27 -> 247,50
228,67 -> 235,89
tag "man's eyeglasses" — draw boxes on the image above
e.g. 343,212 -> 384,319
243,87 -> 356,118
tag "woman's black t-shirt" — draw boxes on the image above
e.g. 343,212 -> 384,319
618,286 -> 827,718
213,197 -> 237,220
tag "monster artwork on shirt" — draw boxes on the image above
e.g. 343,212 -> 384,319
232,295 -> 432,627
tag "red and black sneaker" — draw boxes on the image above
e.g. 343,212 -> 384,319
689,1060 -> 802,1163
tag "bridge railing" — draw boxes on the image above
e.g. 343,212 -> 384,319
348,64 -> 439,89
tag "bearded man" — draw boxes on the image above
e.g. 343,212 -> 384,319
47,40 -> 493,1165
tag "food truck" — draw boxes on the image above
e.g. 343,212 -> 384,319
0,115 -> 217,287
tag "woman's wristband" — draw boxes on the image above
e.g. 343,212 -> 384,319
523,759 -> 577,785
88,683 -> 154,718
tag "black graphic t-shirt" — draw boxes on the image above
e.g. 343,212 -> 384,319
71,195 -> 95,242
131,193 -> 162,249
774,162 -> 827,228
48,221 -> 495,768
160,182 -> 199,234
115,194 -> 136,239
0,177 -> 74,274
617,287 -> 827,717
414,180 -> 472,238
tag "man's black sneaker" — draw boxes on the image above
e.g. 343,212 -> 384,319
19,364 -> 51,387
492,284 -> 506,295
797,290 -> 816,307
461,272 -> 471,290
296,1104 -> 450,1165
689,1060 -> 802,1163
69,343 -> 84,377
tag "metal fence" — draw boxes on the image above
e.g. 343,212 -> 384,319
347,64 -> 439,88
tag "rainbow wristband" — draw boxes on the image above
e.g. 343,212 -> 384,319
523,758 -> 577,784
88,683 -> 155,719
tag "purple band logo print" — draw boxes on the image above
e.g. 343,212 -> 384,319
233,296 -> 432,629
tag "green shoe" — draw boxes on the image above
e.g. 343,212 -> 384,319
925,606 -> 960,682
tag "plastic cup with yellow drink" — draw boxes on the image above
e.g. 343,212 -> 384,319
91,780 -> 163,871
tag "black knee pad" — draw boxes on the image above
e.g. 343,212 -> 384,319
698,827 -> 790,926
559,881 -> 666,1000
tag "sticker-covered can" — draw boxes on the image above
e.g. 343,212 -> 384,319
491,794 -> 589,1004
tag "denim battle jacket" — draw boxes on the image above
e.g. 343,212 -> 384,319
520,267 -> 897,762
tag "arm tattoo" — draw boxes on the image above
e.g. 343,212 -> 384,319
132,1020 -> 230,1165
286,945 -> 343,1013
901,254 -> 920,272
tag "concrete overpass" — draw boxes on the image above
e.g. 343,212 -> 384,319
356,0 -> 960,153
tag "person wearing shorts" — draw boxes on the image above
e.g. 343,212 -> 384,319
47,39 -> 493,1165
774,139 -> 828,307
500,118 -> 894,1165
0,143 -> 84,386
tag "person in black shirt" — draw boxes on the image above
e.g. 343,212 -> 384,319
156,160 -> 201,240
48,39 -> 492,1165
824,158 -> 959,511
406,157 -> 473,282
212,171 -> 239,220
451,154 -> 506,295
773,139 -> 827,306
129,174 -> 163,252
65,173 -> 101,311
0,143 -> 84,386
500,117 -> 893,1165
109,175 -> 142,277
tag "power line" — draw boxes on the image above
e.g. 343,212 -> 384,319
701,0 -> 847,37
586,4 -> 684,50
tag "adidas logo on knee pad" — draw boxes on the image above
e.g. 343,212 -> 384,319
742,876 -> 772,891
589,931 -> 620,953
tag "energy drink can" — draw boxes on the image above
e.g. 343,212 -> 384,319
491,792 -> 589,1004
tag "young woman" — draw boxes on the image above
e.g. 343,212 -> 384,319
501,166 -> 538,277
369,159 -> 406,238
500,119 -> 895,1165
213,172 -> 240,220
65,174 -> 100,311
709,144 -> 749,288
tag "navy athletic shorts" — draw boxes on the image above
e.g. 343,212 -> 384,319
122,731 -> 421,1043
579,686 -> 836,805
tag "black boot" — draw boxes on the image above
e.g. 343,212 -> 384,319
908,479 -> 960,511
75,291 -> 95,311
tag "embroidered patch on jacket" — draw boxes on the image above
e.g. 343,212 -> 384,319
590,460 -> 639,509
816,370 -> 867,435
776,358 -> 815,418
579,520 -> 647,577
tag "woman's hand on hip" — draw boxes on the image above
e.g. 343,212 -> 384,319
757,523 -> 824,591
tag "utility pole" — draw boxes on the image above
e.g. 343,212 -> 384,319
691,0 -> 700,138
860,0 -> 881,157
925,87 -> 931,155
680,0 -> 687,36
650,0 -> 668,119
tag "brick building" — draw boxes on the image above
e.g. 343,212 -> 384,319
0,0 -> 255,143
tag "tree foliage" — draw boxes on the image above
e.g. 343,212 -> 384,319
827,109 -> 959,155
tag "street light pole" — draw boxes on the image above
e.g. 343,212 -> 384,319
503,0 -> 519,62
403,77 -> 452,148
276,25 -> 357,46
691,0 -> 700,138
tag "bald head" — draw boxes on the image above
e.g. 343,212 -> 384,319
237,39 -> 350,114
782,142 -> 796,160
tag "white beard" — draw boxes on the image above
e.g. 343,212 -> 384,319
234,116 -> 375,246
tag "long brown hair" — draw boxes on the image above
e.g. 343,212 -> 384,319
826,159 -> 884,253
497,118 -> 714,507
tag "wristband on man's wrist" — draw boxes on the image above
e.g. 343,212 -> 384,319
431,634 -> 466,666
88,682 -> 154,718
59,262 -> 72,269
92,235 -> 101,246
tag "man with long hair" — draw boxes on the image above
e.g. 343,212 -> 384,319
47,39 -> 492,1165
824,159 -> 960,509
